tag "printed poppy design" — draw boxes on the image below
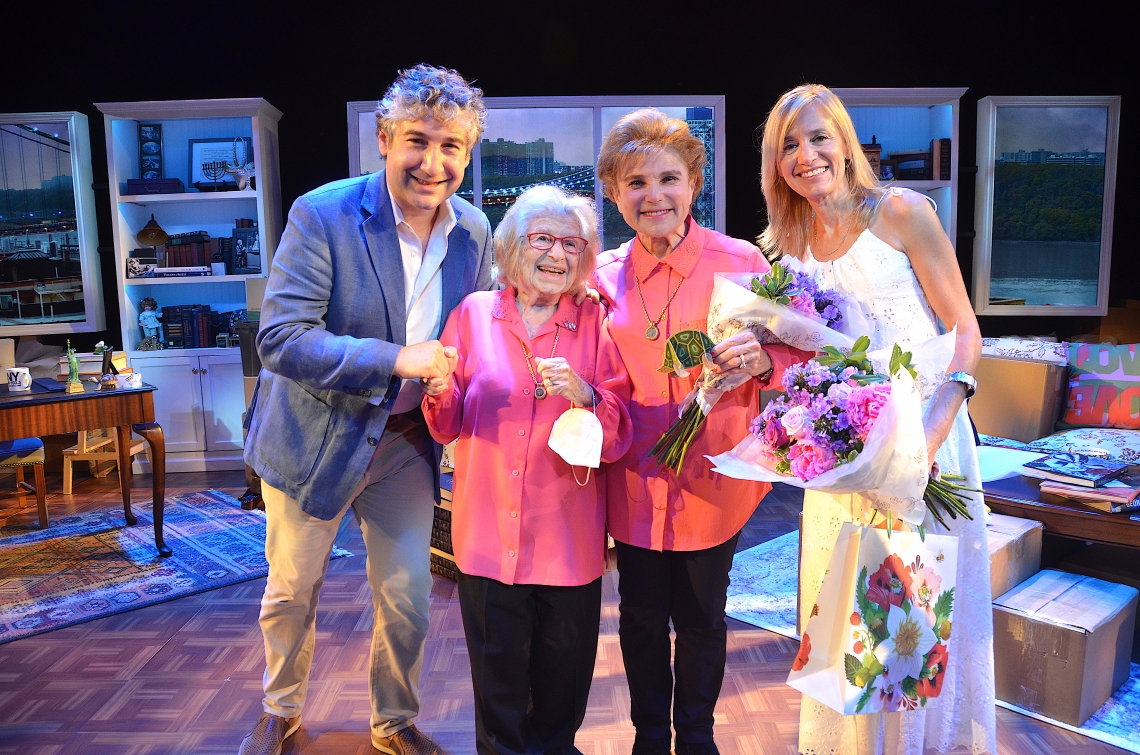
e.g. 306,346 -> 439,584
792,633 -> 812,671
866,554 -> 913,611
917,643 -> 949,699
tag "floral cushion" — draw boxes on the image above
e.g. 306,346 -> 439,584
981,338 -> 1069,365
1060,343 -> 1140,429
1025,428 -> 1140,464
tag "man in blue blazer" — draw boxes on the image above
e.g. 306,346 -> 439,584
239,65 -> 491,755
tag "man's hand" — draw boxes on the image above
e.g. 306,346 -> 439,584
394,341 -> 458,380
572,282 -> 601,306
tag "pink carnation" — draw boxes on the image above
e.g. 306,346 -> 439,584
788,292 -> 817,318
787,439 -> 837,481
762,417 -> 789,449
845,383 -> 891,439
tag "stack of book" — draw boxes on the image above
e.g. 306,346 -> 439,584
161,304 -> 214,349
164,231 -> 214,267
1021,453 -> 1140,513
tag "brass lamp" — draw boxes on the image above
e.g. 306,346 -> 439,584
136,214 -> 168,247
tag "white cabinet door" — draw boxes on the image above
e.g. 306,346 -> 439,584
199,353 -> 246,451
131,356 -> 206,453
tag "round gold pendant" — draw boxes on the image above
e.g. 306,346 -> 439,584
534,385 -> 547,399
646,324 -> 660,340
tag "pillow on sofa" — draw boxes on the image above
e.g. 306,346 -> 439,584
1026,428 -> 1140,464
1060,342 -> 1140,429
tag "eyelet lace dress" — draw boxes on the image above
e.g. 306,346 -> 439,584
795,227 -> 997,755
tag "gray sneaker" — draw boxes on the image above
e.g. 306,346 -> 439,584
238,713 -> 301,755
372,723 -> 442,755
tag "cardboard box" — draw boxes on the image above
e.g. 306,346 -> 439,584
988,513 -> 1043,599
993,569 -> 1137,726
972,355 -> 1068,443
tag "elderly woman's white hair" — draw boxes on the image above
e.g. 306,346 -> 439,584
375,63 -> 486,151
493,185 -> 600,292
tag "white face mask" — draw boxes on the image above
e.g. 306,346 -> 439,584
548,406 -> 603,476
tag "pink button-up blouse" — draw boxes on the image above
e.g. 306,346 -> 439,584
593,222 -> 810,552
423,288 -> 632,586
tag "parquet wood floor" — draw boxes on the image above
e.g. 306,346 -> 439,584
0,472 -> 1126,754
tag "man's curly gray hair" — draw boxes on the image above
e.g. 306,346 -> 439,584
375,64 -> 486,151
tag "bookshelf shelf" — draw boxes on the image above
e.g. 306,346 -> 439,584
96,97 -> 282,472
125,274 -> 260,286
119,191 -> 259,206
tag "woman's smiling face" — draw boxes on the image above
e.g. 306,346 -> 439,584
777,104 -> 852,203
612,148 -> 696,243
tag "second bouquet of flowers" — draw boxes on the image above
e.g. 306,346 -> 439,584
709,330 -> 962,527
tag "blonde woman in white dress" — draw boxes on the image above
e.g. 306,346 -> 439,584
758,84 -> 996,755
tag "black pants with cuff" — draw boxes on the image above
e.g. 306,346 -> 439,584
614,533 -> 740,746
457,571 -> 602,755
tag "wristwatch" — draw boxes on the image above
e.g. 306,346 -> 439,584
945,371 -> 977,398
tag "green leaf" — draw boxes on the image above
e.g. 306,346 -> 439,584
901,676 -> 918,698
854,654 -> 884,688
845,653 -> 862,687
855,685 -> 874,713
851,335 -> 871,353
855,566 -> 872,617
933,588 -> 954,627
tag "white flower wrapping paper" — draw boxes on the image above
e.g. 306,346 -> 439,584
709,330 -> 957,526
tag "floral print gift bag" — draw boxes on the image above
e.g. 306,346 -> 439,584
787,522 -> 958,715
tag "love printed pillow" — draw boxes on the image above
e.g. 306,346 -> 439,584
1061,343 -> 1140,429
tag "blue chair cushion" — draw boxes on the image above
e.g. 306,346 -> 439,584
0,438 -> 46,466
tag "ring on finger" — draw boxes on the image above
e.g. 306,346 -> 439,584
740,354 -> 747,369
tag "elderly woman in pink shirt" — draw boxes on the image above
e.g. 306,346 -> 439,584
422,185 -> 632,755
592,109 -> 810,755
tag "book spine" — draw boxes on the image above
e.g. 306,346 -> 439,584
939,139 -> 951,181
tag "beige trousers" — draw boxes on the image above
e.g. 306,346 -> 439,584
257,413 -> 436,738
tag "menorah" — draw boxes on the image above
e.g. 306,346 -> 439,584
201,160 -> 227,191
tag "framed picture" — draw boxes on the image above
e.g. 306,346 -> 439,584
347,95 -> 726,249
972,96 -> 1120,316
188,137 -> 253,190
0,111 -> 106,335
138,123 -> 162,178
232,227 -> 261,274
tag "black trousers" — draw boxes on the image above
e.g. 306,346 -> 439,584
457,572 -> 602,755
614,533 -> 740,745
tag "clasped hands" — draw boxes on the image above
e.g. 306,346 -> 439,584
395,341 -> 592,404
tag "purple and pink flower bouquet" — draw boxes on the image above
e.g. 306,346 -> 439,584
709,332 -> 976,530
649,267 -> 849,473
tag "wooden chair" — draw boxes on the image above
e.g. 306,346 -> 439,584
62,429 -> 149,495
1,438 -> 48,528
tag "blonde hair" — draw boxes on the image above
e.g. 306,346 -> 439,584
493,185 -> 599,293
597,108 -> 706,204
757,84 -> 881,259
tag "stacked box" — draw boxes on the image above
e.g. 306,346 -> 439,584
993,570 -> 1137,726
988,513 -> 1043,599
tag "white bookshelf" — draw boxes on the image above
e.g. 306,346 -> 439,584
833,88 -> 967,248
95,98 -> 282,472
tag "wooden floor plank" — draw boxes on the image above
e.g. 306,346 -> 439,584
0,470 -> 1129,754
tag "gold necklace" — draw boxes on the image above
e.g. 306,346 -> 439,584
811,210 -> 856,261
634,271 -> 685,340
519,324 -> 562,399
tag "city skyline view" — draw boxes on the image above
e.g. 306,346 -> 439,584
995,106 -> 1108,154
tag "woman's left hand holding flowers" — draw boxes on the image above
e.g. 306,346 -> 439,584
709,331 -> 772,379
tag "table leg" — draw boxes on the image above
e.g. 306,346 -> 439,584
133,422 -> 170,558
115,426 -> 137,526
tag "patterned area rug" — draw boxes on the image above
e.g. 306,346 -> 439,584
728,530 -> 1140,754
727,530 -> 799,639
0,489 -> 352,644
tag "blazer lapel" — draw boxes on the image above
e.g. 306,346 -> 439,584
360,171 -> 407,345
441,198 -> 471,318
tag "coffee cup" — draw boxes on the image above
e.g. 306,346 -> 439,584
6,366 -> 32,391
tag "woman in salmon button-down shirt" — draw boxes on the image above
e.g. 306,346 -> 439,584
422,185 -> 632,755
592,109 -> 810,755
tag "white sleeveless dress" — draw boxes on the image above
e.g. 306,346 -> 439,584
796,228 -> 997,755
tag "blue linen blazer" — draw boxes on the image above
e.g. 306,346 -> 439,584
244,171 -> 493,519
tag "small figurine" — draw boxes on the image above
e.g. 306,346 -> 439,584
138,297 -> 163,344
65,339 -> 84,393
